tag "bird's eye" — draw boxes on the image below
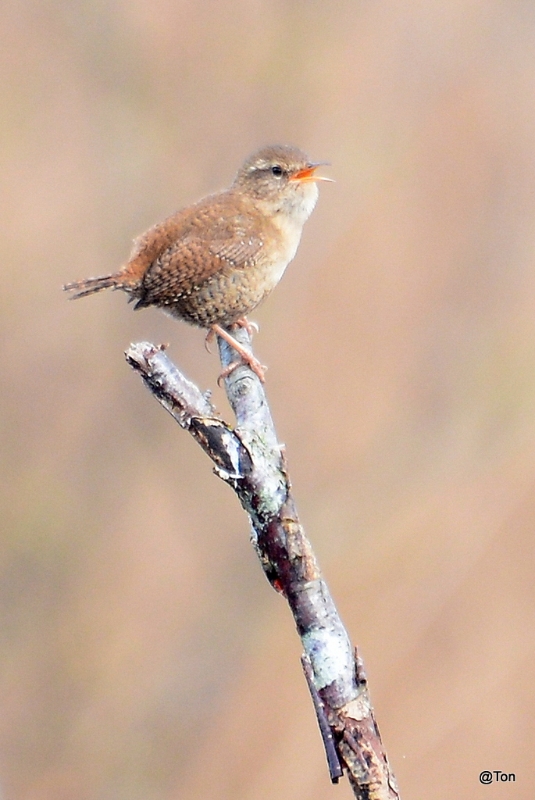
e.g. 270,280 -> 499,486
271,165 -> 283,177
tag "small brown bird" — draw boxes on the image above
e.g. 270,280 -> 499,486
64,144 -> 331,381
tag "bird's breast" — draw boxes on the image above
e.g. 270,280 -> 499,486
266,215 -> 304,276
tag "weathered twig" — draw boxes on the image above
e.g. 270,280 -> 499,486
125,329 -> 400,800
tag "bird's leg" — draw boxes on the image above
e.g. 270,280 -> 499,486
205,316 -> 255,354
211,322 -> 267,384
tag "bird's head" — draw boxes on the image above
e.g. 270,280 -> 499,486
234,144 -> 332,224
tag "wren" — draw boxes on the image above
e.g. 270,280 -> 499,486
64,144 -> 331,381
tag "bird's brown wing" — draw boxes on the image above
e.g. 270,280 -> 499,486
208,230 -> 265,267
135,221 -> 265,309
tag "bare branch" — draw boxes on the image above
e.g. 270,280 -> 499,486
125,331 -> 400,800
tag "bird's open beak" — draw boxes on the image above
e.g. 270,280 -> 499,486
289,162 -> 334,183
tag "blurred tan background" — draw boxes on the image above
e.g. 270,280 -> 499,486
1,1 -> 535,798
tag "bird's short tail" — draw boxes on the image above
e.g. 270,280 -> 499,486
63,273 -> 125,300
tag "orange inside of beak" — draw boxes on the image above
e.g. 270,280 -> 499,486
290,164 -> 333,183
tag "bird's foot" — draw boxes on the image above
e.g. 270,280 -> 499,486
211,323 -> 267,384
231,317 -> 259,337
217,357 -> 266,386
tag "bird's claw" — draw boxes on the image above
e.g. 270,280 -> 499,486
232,317 -> 259,337
217,356 -> 267,386
205,329 -> 216,353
